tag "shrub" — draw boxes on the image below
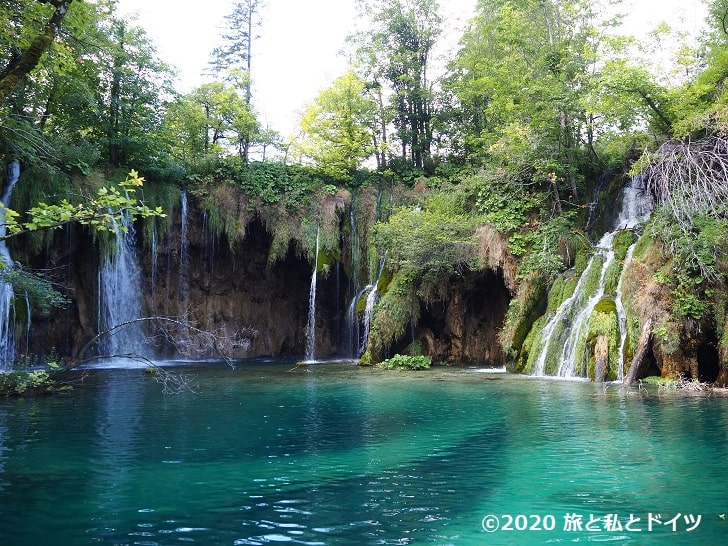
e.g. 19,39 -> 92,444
377,354 -> 432,370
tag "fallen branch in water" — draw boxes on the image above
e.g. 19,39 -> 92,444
68,314 -> 257,370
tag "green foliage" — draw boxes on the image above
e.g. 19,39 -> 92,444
296,71 -> 377,178
0,265 -> 70,315
191,158 -> 328,209
377,354 -> 431,370
1,170 -> 165,241
0,352 -> 63,396
0,369 -> 54,396
647,208 -> 728,319
514,211 -> 583,281
471,175 -> 543,232
373,203 -> 477,284
365,269 -> 421,364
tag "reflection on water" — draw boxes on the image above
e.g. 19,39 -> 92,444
0,361 -> 727,545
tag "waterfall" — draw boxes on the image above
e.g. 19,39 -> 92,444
359,284 -> 379,356
98,213 -> 147,359
151,223 -> 160,312
0,160 -> 20,369
615,244 -> 636,381
532,177 -> 652,379
304,228 -> 319,362
347,257 -> 385,358
179,190 -> 189,303
554,234 -> 616,377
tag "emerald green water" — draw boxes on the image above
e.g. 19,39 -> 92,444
0,361 -> 726,545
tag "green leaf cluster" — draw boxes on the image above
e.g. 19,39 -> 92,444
373,205 -> 477,283
1,171 -> 165,241
377,354 -> 431,370
647,209 -> 728,319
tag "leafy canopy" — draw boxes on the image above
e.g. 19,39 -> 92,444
0,170 -> 165,241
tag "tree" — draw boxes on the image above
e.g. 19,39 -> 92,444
161,81 -> 258,161
444,0 -> 629,209
1,1 -> 175,176
296,71 -> 377,178
354,0 -> 442,169
208,0 -> 265,161
97,18 -> 173,166
0,0 -> 75,104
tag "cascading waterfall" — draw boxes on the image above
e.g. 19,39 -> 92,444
98,213 -> 147,359
351,258 -> 386,357
532,177 -> 652,379
179,190 -> 189,303
359,284 -> 380,356
304,228 -> 320,362
615,244 -> 636,381
0,160 -> 20,369
555,233 -> 616,377
150,223 -> 158,308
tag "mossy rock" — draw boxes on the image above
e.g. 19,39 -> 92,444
613,230 -> 638,261
594,297 -> 617,315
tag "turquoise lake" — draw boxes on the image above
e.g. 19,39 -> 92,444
0,361 -> 726,545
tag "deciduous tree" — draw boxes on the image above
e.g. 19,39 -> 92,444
296,71 -> 377,178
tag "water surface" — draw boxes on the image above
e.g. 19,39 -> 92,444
0,361 -> 726,544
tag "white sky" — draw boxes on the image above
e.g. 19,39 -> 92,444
115,0 -> 707,138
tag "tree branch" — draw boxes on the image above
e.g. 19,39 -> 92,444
0,1 -> 74,104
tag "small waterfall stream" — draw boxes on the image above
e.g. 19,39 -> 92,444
98,213 -> 146,359
0,161 -> 20,369
179,190 -> 189,304
304,228 -> 319,362
359,284 -> 380,356
532,178 -> 652,379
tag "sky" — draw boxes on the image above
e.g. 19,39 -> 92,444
115,0 -> 707,139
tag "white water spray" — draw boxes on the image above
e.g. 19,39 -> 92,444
0,161 -> 20,369
304,228 -> 319,362
532,177 -> 652,379
98,213 -> 147,359
179,190 -> 189,303
359,284 -> 379,356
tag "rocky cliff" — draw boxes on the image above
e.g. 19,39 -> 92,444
19,190 -> 514,367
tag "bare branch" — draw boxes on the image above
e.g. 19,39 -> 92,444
640,135 -> 728,228
68,314 -> 257,370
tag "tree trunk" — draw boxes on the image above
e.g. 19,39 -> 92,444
624,318 -> 653,386
594,335 -> 608,382
0,1 -> 74,104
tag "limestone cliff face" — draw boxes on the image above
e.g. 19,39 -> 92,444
23,197 -> 346,362
414,270 -> 511,366
20,192 -> 515,366
620,240 -> 721,383
142,212 -> 344,359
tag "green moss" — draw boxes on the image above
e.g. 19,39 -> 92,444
316,248 -> 340,275
366,269 -> 421,364
501,278 -> 547,357
586,297 -> 620,380
140,180 -> 180,243
572,249 -> 591,277
613,230 -> 637,261
376,268 -> 393,294
579,253 -> 606,305
518,315 -> 546,373
594,297 -> 617,315
547,276 -> 568,313
631,229 -> 655,261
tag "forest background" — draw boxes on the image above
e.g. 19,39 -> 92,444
3,0 -> 728,388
